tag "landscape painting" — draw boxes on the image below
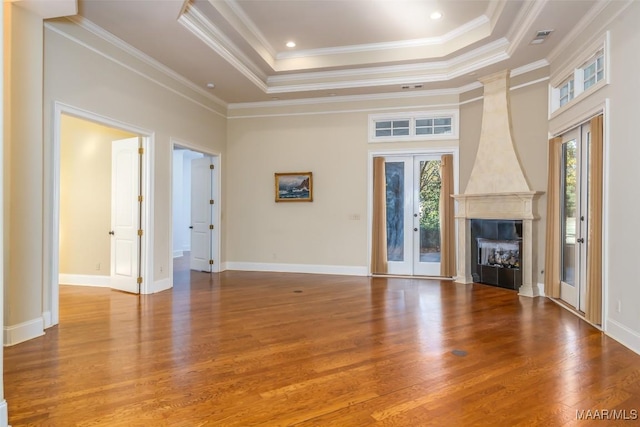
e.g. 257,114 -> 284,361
275,172 -> 313,202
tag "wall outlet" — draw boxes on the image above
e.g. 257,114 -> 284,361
617,300 -> 622,313
96,263 -> 101,271
159,265 -> 163,273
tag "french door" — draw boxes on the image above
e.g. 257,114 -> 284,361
560,123 -> 590,310
384,155 -> 442,276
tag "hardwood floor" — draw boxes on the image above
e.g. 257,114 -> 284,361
5,259 -> 640,426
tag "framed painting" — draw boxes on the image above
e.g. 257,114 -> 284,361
275,172 -> 313,202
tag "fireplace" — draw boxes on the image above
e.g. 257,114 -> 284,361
471,219 -> 522,290
452,70 -> 542,297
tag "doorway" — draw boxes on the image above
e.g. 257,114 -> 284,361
50,104 -> 154,326
171,143 -> 220,279
560,122 -> 591,310
375,153 -> 449,276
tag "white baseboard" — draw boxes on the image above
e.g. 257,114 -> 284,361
4,317 -> 45,346
536,282 -> 545,297
59,274 -> 110,288
605,318 -> 640,355
148,277 -> 172,294
225,262 -> 367,276
0,399 -> 8,427
173,250 -> 184,258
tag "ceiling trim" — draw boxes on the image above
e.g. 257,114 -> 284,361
265,39 -> 512,94
230,60 -> 548,111
547,0 -> 630,63
56,17 -> 228,113
275,15 -> 491,60
505,0 -> 549,56
178,2 -> 268,89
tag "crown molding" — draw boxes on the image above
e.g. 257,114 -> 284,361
178,3 -> 268,90
547,0 -> 631,64
223,0 -> 278,59
65,15 -> 227,110
275,15 -> 491,61
505,0 -> 548,56
229,60 -> 547,111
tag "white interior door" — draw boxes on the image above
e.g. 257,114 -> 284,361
110,137 -> 140,293
190,156 -> 213,272
560,124 -> 590,311
384,155 -> 442,276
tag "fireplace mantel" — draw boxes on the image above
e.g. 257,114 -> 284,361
452,191 -> 542,297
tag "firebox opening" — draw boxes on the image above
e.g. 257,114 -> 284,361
471,219 -> 523,290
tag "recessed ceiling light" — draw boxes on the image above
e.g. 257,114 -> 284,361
430,11 -> 443,20
206,82 -> 215,89
286,41 -> 296,48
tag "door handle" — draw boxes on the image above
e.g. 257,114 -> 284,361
189,226 -> 193,229
414,228 -> 418,232
109,231 -> 115,235
577,237 -> 584,243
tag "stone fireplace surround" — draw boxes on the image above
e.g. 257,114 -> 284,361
453,192 -> 541,296
453,70 -> 542,297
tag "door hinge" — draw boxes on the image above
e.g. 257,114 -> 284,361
209,260 -> 214,265
210,199 -> 215,205
138,147 -> 144,155
137,277 -> 143,284
138,229 -> 144,236
138,195 -> 143,202
209,224 -> 214,230
210,164 -> 214,170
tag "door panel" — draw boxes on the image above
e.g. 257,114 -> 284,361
384,155 -> 442,276
111,137 -> 140,293
560,124 -> 590,311
190,156 -> 213,272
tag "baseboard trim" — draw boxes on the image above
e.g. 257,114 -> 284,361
0,399 -> 8,427
149,277 -> 172,294
59,274 -> 110,288
225,262 -> 367,276
4,317 -> 45,346
536,282 -> 545,297
606,318 -> 640,355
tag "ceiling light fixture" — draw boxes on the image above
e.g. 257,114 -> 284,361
206,82 -> 215,89
430,11 -> 443,20
286,41 -> 296,48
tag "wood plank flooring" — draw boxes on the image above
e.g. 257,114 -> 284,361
5,259 -> 640,426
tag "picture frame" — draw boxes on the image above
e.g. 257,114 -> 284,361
275,172 -> 313,202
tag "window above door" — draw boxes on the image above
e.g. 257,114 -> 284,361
368,110 -> 459,143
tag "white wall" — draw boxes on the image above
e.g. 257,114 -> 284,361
548,1 -> 640,352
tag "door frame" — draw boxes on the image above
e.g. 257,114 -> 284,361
48,102 -> 154,326
550,99 -> 609,326
170,138 -> 222,283
367,148 -> 459,276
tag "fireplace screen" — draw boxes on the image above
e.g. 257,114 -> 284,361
477,238 -> 520,269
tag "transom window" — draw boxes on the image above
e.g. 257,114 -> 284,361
550,34 -> 608,115
369,110 -> 458,142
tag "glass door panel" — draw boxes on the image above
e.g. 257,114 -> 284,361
385,161 -> 406,263
414,157 -> 442,276
560,124 -> 590,311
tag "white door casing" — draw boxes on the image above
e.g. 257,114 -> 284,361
110,137 -> 141,293
190,156 -> 213,272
